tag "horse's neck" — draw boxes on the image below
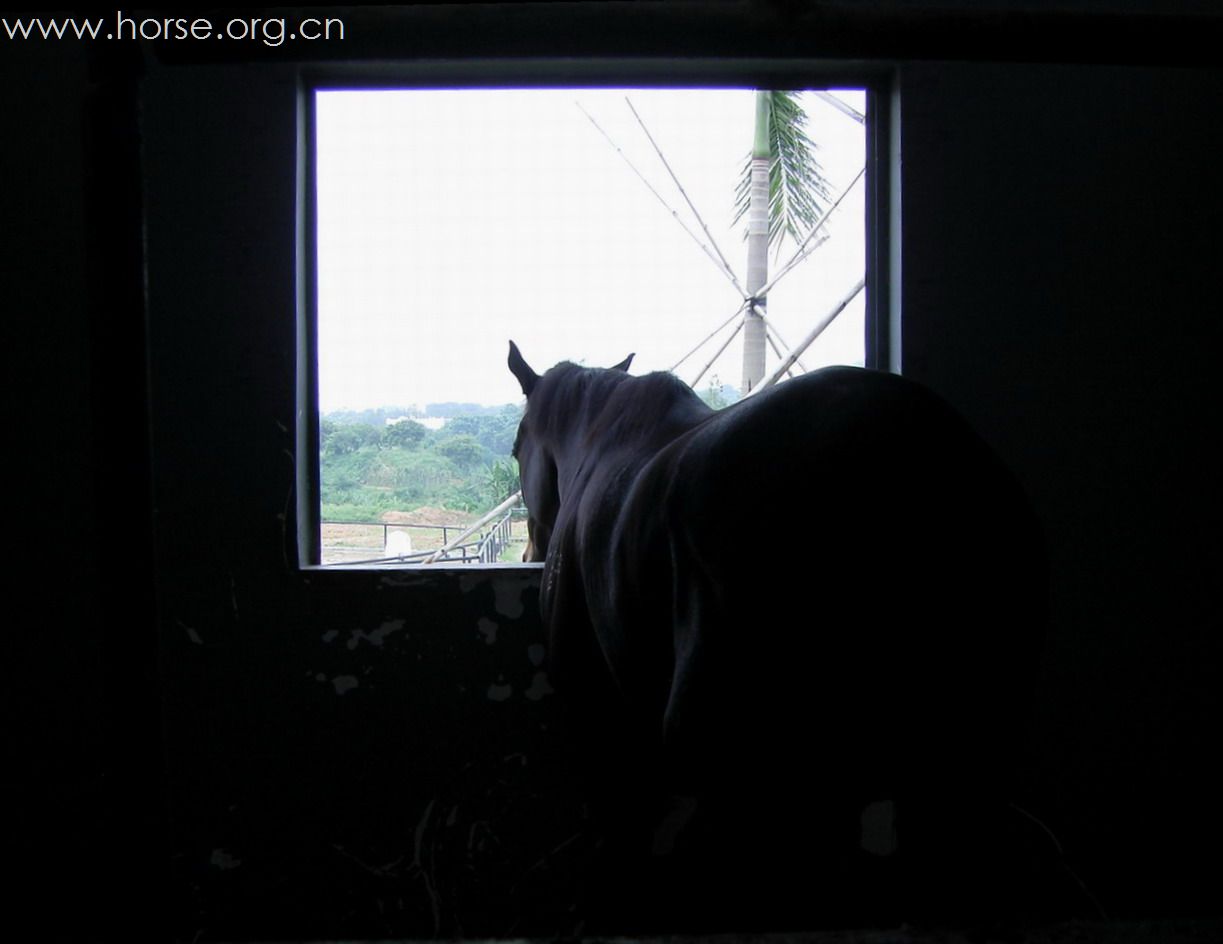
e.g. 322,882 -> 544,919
559,378 -> 711,497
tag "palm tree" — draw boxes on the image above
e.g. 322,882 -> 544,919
732,91 -> 831,392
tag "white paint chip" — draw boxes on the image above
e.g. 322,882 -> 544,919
492,578 -> 528,619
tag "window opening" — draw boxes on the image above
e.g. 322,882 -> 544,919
312,86 -> 868,566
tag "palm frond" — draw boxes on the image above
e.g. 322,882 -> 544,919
732,91 -> 833,251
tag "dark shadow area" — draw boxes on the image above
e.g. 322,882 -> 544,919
509,348 -> 1064,934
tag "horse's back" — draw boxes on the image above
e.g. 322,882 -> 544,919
670,365 -> 1022,521
614,366 -> 1045,796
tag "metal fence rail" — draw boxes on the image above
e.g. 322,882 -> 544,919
321,494 -> 524,566
320,520 -> 461,550
471,511 -> 514,563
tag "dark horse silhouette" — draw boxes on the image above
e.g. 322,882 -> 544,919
508,341 -> 1049,931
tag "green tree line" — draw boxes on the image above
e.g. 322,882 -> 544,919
320,404 -> 522,520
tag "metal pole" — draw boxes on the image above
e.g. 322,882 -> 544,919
761,167 -> 865,299
750,277 -> 865,394
625,97 -> 746,298
813,90 -> 866,125
761,314 -> 810,374
691,316 -> 745,390
670,302 -> 747,373
763,326 -> 798,380
422,492 -> 523,564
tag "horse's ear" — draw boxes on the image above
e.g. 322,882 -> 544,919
611,353 -> 635,373
508,340 -> 539,397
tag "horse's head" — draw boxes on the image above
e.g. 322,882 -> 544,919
508,341 -> 633,562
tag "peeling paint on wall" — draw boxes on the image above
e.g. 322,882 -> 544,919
525,671 -> 553,701
478,618 -> 498,645
860,799 -> 898,857
493,577 -> 530,619
210,848 -> 242,870
462,572 -> 534,619
346,619 -> 405,650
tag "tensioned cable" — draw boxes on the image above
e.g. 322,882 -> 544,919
763,325 -> 799,380
761,314 -> 808,374
624,97 -> 747,299
760,166 -> 865,298
576,102 -> 743,294
690,317 -> 745,390
670,302 -> 748,372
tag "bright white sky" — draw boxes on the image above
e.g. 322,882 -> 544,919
315,88 -> 866,412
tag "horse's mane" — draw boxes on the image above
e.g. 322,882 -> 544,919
530,362 -> 710,453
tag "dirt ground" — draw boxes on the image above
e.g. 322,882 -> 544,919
321,506 -> 528,564
380,506 -> 476,528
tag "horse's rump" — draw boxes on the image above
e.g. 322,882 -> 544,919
604,367 -> 1045,797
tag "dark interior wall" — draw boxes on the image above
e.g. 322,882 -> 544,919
896,61 -> 1223,916
5,38 -> 104,933
5,38 -> 167,940
8,3 -> 1221,940
137,66 -> 569,941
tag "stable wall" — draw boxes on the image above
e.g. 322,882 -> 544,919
897,61 -> 1223,917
